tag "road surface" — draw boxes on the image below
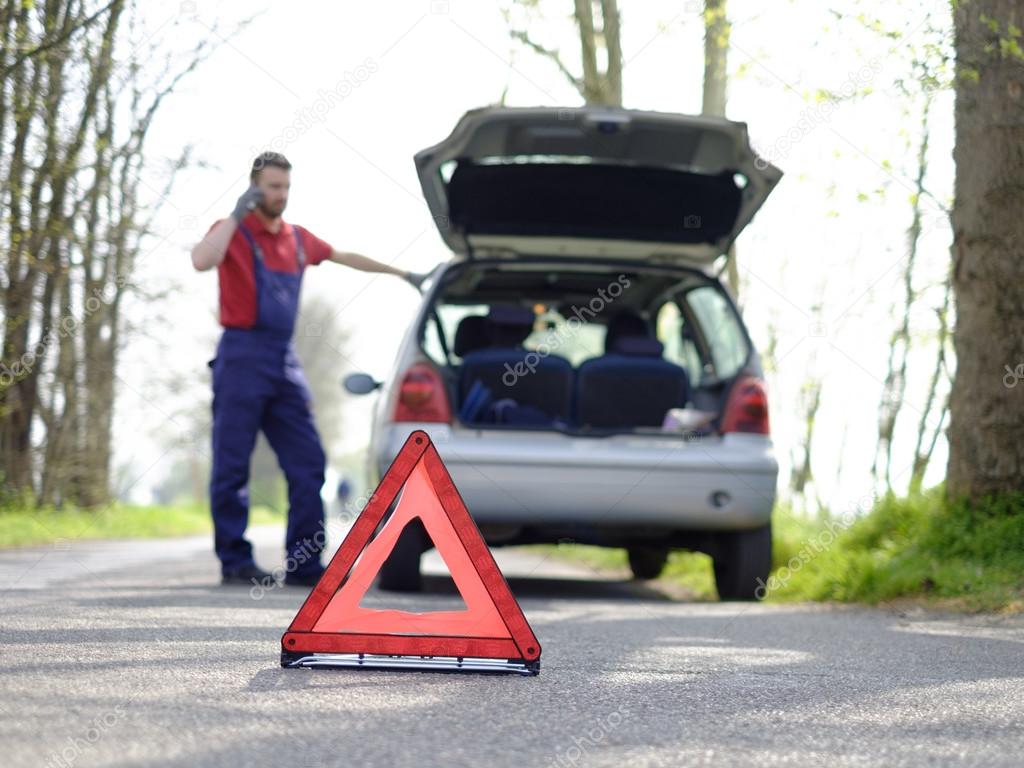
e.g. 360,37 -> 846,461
2,525 -> 1023,767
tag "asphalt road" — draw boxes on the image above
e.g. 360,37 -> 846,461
2,525 -> 1023,768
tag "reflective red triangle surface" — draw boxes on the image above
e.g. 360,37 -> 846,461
282,430 -> 541,665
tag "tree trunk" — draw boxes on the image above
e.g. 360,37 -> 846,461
702,0 -> 729,117
947,0 -> 1024,499
701,1 -> 740,299
572,0 -> 622,106
508,0 -> 622,107
0,2 -> 42,493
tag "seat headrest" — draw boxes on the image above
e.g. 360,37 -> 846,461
609,335 -> 665,357
604,310 -> 651,353
487,304 -> 534,347
453,315 -> 488,357
487,304 -> 534,325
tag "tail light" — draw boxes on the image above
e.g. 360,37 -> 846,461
720,375 -> 770,435
393,362 -> 452,423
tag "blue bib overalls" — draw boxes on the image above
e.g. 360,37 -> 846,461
208,224 -> 326,577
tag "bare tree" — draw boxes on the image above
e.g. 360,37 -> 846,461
909,274 -> 952,493
788,301 -> 825,512
872,87 -> 937,489
506,0 -> 623,105
828,3 -> 955,494
0,1 -> 221,506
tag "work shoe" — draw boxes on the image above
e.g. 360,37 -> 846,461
285,566 -> 326,588
222,564 -> 277,588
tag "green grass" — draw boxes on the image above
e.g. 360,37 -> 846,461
528,502 -> 822,600
525,541 -> 717,598
770,488 -> 1024,612
0,501 -> 283,549
528,542 -> 630,574
530,490 -> 1024,611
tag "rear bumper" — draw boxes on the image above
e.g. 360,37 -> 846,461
374,424 -> 777,532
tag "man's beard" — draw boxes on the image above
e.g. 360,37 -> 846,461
257,199 -> 286,219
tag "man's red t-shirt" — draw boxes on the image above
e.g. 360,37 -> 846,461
212,212 -> 333,329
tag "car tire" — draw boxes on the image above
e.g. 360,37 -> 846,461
627,546 -> 669,580
712,523 -> 772,601
377,520 -> 425,592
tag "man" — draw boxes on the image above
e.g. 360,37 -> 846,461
191,151 -> 426,587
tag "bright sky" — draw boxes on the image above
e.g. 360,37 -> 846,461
115,0 -> 954,512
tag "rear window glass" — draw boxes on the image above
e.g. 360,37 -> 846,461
422,303 -> 488,363
684,285 -> 749,379
524,309 -> 605,366
656,301 -> 703,378
421,273 -> 749,382
424,303 -> 606,367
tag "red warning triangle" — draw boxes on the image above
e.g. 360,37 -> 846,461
281,430 -> 541,674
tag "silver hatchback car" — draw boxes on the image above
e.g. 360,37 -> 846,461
346,106 -> 782,600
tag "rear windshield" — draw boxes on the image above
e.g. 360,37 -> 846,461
421,267 -> 750,383
424,303 -> 606,367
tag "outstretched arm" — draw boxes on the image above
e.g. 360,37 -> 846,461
328,248 -> 408,278
328,249 -> 430,290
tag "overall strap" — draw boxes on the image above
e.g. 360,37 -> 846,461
239,222 -> 304,271
237,224 -> 264,262
292,225 -> 306,270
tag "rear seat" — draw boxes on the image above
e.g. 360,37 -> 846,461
573,310 -> 690,429
458,305 -> 574,425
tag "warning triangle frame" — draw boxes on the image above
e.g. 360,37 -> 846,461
281,430 -> 541,674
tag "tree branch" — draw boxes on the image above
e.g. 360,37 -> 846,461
0,0 -> 119,78
508,28 -> 581,92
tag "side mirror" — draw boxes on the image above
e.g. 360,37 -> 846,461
343,372 -> 381,395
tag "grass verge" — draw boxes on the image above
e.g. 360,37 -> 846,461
770,488 -> 1024,612
0,502 -> 282,549
530,488 -> 1024,612
527,502 -> 819,601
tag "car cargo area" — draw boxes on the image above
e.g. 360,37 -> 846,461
416,259 -> 764,437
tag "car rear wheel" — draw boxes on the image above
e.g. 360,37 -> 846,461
627,546 -> 670,580
712,523 -> 772,601
377,520 -> 425,592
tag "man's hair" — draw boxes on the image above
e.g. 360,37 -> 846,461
250,151 -> 291,183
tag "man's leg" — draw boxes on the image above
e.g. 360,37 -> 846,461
209,356 -> 270,575
262,359 -> 327,579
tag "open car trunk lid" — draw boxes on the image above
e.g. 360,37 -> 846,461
414,106 -> 782,265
